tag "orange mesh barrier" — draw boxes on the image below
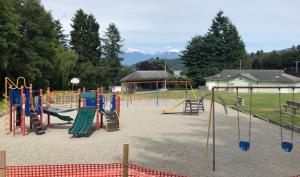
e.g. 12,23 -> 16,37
6,163 -> 189,177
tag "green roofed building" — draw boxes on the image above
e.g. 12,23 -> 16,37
205,69 -> 300,93
120,70 -> 172,82
120,70 -> 173,91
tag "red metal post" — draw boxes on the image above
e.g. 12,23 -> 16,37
46,87 -> 51,127
29,84 -> 33,129
116,92 -> 120,117
9,86 -> 12,131
78,88 -> 81,109
20,86 -> 25,136
82,87 -> 86,108
39,89 -> 43,124
96,88 -> 100,130
12,106 -> 15,136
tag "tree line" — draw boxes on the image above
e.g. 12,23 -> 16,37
250,46 -> 300,72
0,0 -> 131,94
180,11 -> 300,86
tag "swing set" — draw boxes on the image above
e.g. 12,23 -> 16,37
207,86 -> 299,171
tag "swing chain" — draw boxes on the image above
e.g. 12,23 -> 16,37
291,87 -> 295,141
279,88 -> 283,142
236,87 -> 240,142
248,87 -> 253,143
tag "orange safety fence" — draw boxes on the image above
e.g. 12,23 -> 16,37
6,163 -> 189,177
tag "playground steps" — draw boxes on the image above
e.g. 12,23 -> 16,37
30,113 -> 45,135
184,100 -> 203,115
104,111 -> 119,132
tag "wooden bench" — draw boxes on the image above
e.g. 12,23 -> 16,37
281,101 -> 300,118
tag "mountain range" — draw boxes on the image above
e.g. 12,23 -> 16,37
121,50 -> 180,66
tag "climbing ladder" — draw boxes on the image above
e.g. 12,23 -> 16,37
183,99 -> 204,115
104,111 -> 119,132
30,110 -> 45,135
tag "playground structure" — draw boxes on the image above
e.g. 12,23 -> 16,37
69,87 -> 120,136
3,77 -> 120,137
2,77 -> 46,135
3,77 -> 75,136
207,86 -> 300,171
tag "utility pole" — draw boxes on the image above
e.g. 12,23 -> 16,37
164,57 -> 167,90
295,61 -> 299,73
240,59 -> 242,70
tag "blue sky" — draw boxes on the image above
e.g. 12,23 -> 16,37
41,0 -> 300,54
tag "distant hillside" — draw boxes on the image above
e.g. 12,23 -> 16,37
121,51 -> 180,65
134,58 -> 184,70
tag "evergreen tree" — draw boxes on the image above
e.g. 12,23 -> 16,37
54,20 -> 69,50
102,23 -> 124,84
70,9 -> 101,64
181,10 -> 247,85
70,9 -> 104,88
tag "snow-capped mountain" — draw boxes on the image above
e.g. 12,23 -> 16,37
121,48 -> 181,65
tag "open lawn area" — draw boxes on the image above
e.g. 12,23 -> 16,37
121,90 -> 300,128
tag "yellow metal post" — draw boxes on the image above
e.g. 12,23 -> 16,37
204,96 -> 213,156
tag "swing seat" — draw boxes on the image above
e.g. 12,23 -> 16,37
239,141 -> 250,151
281,142 -> 293,152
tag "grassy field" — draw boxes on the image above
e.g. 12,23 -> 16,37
121,90 -> 300,127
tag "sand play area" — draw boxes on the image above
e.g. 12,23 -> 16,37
0,99 -> 300,177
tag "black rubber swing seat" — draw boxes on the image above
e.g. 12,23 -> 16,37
281,142 -> 293,152
239,141 -> 250,151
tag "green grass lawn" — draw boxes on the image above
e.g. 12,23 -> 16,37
215,92 -> 300,128
121,90 -> 300,127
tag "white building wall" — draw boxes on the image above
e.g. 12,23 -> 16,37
206,77 -> 300,93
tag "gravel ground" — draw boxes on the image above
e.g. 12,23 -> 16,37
0,99 -> 300,177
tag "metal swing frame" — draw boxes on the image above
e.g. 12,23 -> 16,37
211,86 -> 299,171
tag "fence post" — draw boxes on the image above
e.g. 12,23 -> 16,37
0,151 -> 6,177
123,144 -> 129,177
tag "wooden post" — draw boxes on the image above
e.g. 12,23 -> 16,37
0,151 -> 5,177
122,144 -> 129,177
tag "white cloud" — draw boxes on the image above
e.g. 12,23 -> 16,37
41,0 -> 300,53
125,48 -> 146,53
167,48 -> 181,53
